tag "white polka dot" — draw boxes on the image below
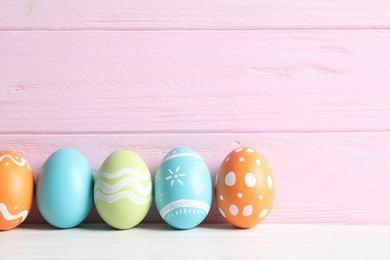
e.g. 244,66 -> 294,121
243,205 -> 253,217
5,162 -> 9,166
237,193 -> 242,198
267,175 -> 273,189
219,195 -> 224,201
239,157 -> 245,162
235,148 -> 243,153
246,148 -> 255,153
245,173 -> 256,187
256,159 -> 261,166
225,172 -> 236,186
258,195 -> 263,200
229,204 -> 239,216
14,206 -> 17,210
225,157 -> 230,162
218,207 -> 226,218
260,209 -> 268,219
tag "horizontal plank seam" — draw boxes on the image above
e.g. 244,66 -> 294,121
2,26 -> 390,32
1,130 -> 390,136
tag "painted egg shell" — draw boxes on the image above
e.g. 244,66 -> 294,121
154,146 -> 212,229
0,151 -> 34,231
36,148 -> 94,228
94,150 -> 152,229
215,147 -> 275,228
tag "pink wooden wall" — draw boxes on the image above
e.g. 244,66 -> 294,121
1,0 -> 390,225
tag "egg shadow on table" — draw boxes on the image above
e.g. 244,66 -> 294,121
197,223 -> 238,230
137,222 -> 179,231
17,223 -> 59,231
77,223 -> 120,231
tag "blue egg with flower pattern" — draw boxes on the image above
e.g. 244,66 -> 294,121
154,147 -> 212,229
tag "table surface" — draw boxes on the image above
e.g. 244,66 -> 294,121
1,224 -> 389,259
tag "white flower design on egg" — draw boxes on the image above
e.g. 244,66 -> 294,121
165,166 -> 186,186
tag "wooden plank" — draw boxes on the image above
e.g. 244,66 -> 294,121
1,30 -> 390,133
1,0 -> 390,30
1,132 -> 389,224
2,224 -> 390,259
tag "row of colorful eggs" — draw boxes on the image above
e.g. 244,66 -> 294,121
0,147 -> 275,231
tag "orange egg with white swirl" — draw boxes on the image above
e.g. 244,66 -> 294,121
0,150 -> 34,231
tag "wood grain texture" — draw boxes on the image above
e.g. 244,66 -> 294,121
1,1 -> 390,226
1,30 -> 390,133
1,132 -> 388,225
2,224 -> 390,259
1,0 -> 390,30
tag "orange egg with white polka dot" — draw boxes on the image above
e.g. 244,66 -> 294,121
0,150 -> 34,231
215,147 -> 274,228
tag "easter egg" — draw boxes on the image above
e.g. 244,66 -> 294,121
94,150 -> 152,229
154,147 -> 212,229
0,151 -> 34,231
36,148 -> 94,229
215,147 -> 275,228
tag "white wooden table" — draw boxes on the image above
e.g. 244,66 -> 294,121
1,224 -> 389,259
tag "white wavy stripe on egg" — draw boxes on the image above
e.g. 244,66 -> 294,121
159,199 -> 210,219
160,153 -> 202,164
99,167 -> 151,181
94,190 -> 152,205
0,203 -> 28,222
95,178 -> 152,196
0,154 -> 31,170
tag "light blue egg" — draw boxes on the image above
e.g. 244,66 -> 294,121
154,146 -> 212,229
36,148 -> 94,228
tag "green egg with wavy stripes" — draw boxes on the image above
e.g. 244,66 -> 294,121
94,150 -> 152,229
